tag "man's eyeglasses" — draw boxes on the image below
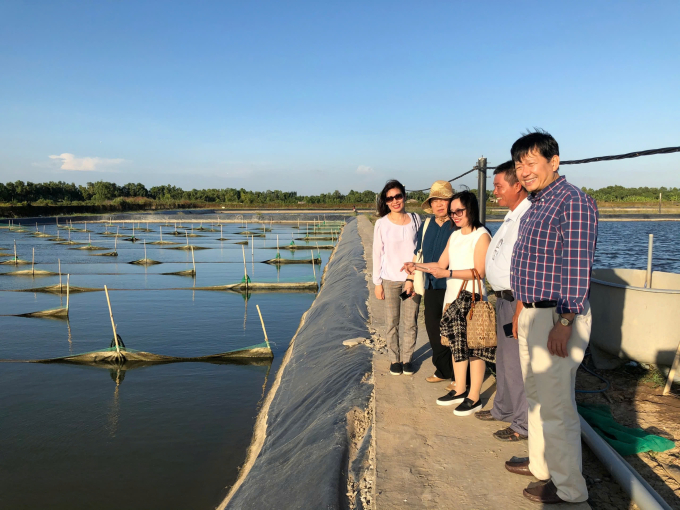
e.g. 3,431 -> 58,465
386,193 -> 404,203
449,208 -> 466,217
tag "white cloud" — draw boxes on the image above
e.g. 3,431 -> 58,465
48,153 -> 125,171
356,165 -> 373,175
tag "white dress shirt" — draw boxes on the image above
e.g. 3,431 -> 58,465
485,198 -> 531,291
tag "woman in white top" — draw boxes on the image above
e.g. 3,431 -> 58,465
373,180 -> 421,376
413,191 -> 492,416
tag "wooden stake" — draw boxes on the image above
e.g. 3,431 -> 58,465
277,234 -> 280,257
14,239 -> 17,264
664,342 -> 680,396
59,259 -> 62,290
191,246 -> 196,275
144,239 -> 147,261
256,304 -> 271,350
104,285 -> 121,355
252,235 -> 254,255
160,226 -> 163,242
66,274 -> 70,313
185,230 -> 189,246
32,247 -> 35,275
644,234 -> 654,288
311,250 -> 316,279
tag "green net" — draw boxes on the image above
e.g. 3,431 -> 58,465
578,403 -> 675,456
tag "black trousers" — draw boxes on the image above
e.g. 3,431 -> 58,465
424,288 -> 454,380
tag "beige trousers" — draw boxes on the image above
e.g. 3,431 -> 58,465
517,300 -> 591,503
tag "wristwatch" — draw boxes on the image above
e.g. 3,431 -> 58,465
559,315 -> 574,326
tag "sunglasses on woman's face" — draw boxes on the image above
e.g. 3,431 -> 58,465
386,193 -> 404,203
450,208 -> 466,217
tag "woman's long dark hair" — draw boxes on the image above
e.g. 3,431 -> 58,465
449,190 -> 483,229
376,179 -> 406,217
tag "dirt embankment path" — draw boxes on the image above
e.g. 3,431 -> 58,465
357,215 -> 591,509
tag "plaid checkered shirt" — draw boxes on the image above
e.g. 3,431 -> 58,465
510,175 -> 598,314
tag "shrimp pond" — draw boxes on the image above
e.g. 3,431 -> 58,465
1,215 -> 678,509
0,214 -> 340,510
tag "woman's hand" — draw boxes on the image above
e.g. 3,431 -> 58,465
424,267 -> 450,279
403,280 -> 414,298
401,262 -> 416,275
375,284 -> 385,300
440,335 -> 450,347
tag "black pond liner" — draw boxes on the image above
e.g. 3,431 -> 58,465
223,217 -> 372,510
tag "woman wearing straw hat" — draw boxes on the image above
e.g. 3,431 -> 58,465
404,181 -> 458,384
373,180 -> 422,376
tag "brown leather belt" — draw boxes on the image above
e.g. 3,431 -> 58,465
494,290 -> 514,302
522,300 -> 557,309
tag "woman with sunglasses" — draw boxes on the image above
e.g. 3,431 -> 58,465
406,191 -> 492,416
373,180 -> 422,376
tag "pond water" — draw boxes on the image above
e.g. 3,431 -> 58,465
0,216 -> 338,510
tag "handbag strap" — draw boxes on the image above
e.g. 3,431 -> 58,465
420,217 -> 431,248
455,277 -> 468,300
468,269 -> 480,319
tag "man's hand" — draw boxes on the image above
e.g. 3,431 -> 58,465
374,284 -> 385,300
512,301 -> 523,339
401,262 -> 416,275
547,322 -> 571,357
403,280 -> 415,298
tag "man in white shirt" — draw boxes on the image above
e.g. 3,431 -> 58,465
476,160 -> 531,442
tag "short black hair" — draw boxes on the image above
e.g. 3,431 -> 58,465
493,160 -> 518,186
511,129 -> 559,164
377,179 -> 406,217
449,190 -> 483,230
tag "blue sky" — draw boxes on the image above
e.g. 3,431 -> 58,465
1,1 -> 678,194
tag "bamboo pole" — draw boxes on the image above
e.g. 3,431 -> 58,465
66,274 -> 70,313
311,250 -> 316,279
191,246 -> 196,275
221,225 -> 223,238
88,233 -> 92,246
242,245 -> 248,287
185,230 -> 189,246
256,304 -> 271,350
664,342 -> 680,396
114,236 -> 118,253
277,235 -> 280,258
160,226 -> 163,242
32,247 -> 35,275
144,239 -> 147,261
59,259 -> 62,290
14,239 -> 17,265
252,235 -> 254,255
104,285 -> 121,355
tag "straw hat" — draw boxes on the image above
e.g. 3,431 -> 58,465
422,181 -> 454,213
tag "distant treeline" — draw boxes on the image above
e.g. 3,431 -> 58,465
0,180 -> 677,207
0,180 -> 428,206
580,185 -> 680,202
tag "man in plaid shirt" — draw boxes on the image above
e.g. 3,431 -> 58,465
504,131 -> 598,504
